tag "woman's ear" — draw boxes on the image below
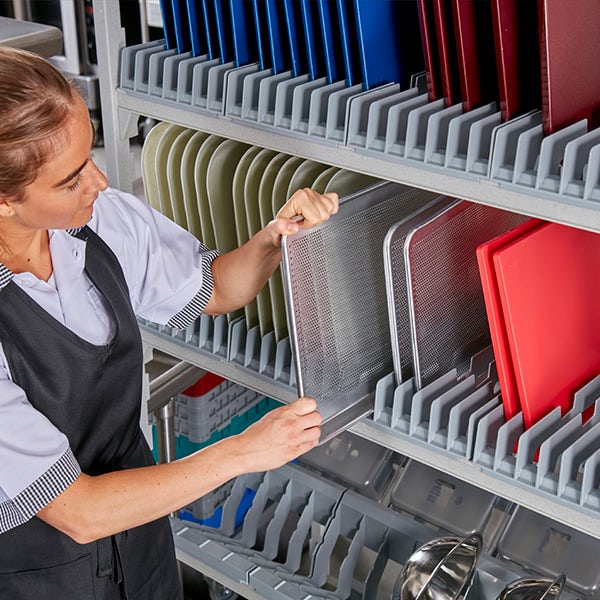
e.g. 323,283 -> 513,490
0,195 -> 16,218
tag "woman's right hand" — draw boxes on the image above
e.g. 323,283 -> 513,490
234,397 -> 322,472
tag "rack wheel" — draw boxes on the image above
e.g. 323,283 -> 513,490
206,577 -> 239,600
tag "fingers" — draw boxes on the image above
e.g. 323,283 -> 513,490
277,188 -> 339,230
289,396 -> 318,416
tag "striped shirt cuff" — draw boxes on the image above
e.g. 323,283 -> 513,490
0,448 -> 81,534
167,247 -> 219,329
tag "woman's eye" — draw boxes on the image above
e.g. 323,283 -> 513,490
67,176 -> 82,192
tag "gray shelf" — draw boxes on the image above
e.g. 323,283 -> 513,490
140,326 -> 297,403
116,88 -> 600,234
351,418 -> 600,540
93,1 -> 600,591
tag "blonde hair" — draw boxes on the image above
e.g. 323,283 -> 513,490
0,46 -> 81,201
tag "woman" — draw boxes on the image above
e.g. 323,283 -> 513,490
0,46 -> 338,599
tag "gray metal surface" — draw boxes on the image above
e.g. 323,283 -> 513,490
404,202 -> 526,389
384,196 -> 455,384
0,16 -> 62,56
281,181 -> 437,426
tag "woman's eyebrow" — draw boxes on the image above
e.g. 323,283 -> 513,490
52,121 -> 95,188
52,159 -> 89,188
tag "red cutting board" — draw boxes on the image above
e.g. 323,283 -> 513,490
539,0 -> 600,134
490,0 -> 541,121
417,0 -> 443,101
432,0 -> 462,107
493,222 -> 600,428
477,218 -> 544,420
451,0 -> 498,111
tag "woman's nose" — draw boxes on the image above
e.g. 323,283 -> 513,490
87,160 -> 109,192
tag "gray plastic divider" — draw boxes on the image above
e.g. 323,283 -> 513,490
147,48 -> 177,97
409,370 -> 460,438
170,463 -> 580,599
371,363 -> 600,527
223,62 -> 261,117
583,144 -> 600,202
581,446 -> 600,509
445,103 -> 497,171
119,40 -> 165,90
190,58 -> 222,110
404,98 -> 445,161
428,374 -> 479,446
273,74 -> 311,129
365,88 -> 419,152
161,51 -> 193,101
535,120 -> 588,193
240,69 -> 274,121
559,129 -> 600,197
257,71 -> 294,126
120,41 -> 600,211
346,83 -> 400,148
133,43 -> 166,93
465,110 -> 502,176
447,383 -> 497,459
305,81 -> 345,138
512,122 -> 544,187
488,111 -> 543,182
176,55 -> 211,104
423,103 -> 464,165
206,61 -> 236,114
138,315 -> 296,393
324,84 -> 363,144
289,76 -> 328,134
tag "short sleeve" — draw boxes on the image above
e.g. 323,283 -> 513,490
0,354 -> 81,533
88,187 -> 220,327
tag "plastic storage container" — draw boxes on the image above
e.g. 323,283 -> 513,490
390,459 -> 497,537
497,506 -> 600,598
298,430 -> 398,500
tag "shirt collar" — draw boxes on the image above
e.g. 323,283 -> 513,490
0,227 -> 86,291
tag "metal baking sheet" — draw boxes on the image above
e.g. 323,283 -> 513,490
405,201 -> 526,389
282,181 -> 437,440
384,196 -> 455,384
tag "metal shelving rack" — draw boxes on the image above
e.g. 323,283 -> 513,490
92,0 -> 600,585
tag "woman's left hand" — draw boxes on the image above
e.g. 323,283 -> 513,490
264,188 -> 339,247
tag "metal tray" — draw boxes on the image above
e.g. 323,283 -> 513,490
281,181 -> 437,440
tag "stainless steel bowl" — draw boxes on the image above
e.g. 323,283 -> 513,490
496,575 -> 565,600
393,532 -> 483,600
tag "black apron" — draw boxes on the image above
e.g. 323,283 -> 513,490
0,227 -> 182,600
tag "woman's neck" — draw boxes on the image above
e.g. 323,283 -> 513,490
0,226 -> 52,281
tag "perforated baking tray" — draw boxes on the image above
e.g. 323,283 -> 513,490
404,201 -> 526,389
282,181 -> 437,440
384,195 -> 455,384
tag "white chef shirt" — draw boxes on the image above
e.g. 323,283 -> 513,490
0,187 -> 219,533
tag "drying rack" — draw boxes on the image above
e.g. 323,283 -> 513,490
92,1 -> 600,596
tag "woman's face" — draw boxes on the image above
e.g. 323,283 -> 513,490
7,97 -> 109,231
